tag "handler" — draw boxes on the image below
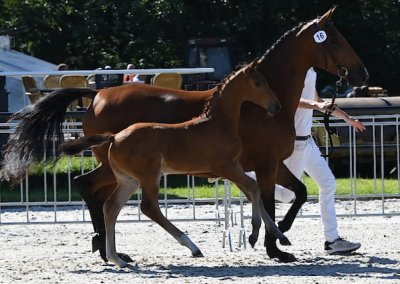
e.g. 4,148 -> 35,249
247,67 -> 366,255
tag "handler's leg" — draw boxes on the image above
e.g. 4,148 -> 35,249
304,138 -> 360,254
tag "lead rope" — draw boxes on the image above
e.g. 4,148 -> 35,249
321,67 -> 348,158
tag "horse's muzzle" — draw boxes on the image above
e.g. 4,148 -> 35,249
347,66 -> 370,87
267,101 -> 282,117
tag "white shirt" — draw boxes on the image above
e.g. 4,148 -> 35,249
294,68 -> 317,136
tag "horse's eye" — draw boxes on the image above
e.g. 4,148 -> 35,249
254,80 -> 262,87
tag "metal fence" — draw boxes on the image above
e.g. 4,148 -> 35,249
0,114 -> 399,226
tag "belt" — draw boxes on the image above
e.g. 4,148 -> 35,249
295,135 -> 311,141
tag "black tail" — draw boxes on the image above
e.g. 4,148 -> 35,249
61,135 -> 114,156
0,88 -> 97,184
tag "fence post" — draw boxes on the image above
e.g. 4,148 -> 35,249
0,74 -> 9,149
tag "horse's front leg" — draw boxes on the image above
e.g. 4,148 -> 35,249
275,162 -> 307,233
255,168 -> 297,263
243,172 -> 262,248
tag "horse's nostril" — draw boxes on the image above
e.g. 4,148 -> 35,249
269,101 -> 281,115
274,102 -> 282,113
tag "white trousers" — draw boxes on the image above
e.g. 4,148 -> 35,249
246,137 -> 339,242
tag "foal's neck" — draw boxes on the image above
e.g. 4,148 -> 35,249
209,72 -> 248,126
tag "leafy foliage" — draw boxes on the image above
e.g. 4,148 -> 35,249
0,0 -> 399,94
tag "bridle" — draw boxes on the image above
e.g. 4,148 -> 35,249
313,20 -> 349,158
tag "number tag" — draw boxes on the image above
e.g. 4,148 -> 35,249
313,30 -> 327,43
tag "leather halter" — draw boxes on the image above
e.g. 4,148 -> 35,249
313,21 -> 349,158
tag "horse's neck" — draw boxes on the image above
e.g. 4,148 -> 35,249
260,33 -> 313,119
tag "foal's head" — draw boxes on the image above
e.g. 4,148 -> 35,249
237,60 -> 281,116
203,60 -> 281,118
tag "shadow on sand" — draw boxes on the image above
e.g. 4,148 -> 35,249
73,255 -> 400,281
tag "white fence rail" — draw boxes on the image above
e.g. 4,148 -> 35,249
0,114 -> 399,226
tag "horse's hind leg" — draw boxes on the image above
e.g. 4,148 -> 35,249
103,177 -> 139,268
140,179 -> 203,257
74,163 -> 116,261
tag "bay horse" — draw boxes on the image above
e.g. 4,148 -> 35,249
1,7 -> 368,263
61,61 -> 285,267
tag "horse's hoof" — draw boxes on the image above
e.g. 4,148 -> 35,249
99,248 -> 108,263
276,253 -> 297,263
192,250 -> 204,257
248,234 -> 258,248
268,250 -> 297,263
278,221 -> 289,233
279,236 -> 292,246
92,234 -> 102,253
118,253 -> 134,263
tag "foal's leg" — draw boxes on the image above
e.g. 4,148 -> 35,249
103,178 -> 140,268
140,179 -> 203,257
212,162 -> 290,246
74,144 -> 132,262
74,163 -> 116,260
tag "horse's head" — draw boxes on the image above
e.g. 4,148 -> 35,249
297,6 -> 369,86
242,60 -> 281,116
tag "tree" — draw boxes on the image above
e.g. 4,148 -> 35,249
0,0 -> 398,94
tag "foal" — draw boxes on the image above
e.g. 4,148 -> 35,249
61,61 -> 288,267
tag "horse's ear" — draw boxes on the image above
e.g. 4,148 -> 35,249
297,6 -> 337,37
318,6 -> 337,27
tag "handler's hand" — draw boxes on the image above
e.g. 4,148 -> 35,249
349,117 -> 366,132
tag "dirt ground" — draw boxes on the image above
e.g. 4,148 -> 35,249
1,201 -> 399,283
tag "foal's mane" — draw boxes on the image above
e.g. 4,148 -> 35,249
201,66 -> 247,119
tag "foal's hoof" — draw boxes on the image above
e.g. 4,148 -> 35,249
118,253 -> 134,263
192,250 -> 204,258
279,236 -> 292,246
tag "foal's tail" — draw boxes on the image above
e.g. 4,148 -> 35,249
61,135 -> 114,156
0,88 -> 97,184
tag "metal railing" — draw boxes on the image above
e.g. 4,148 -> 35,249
0,114 -> 399,226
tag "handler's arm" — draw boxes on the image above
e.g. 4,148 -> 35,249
298,90 -> 366,132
